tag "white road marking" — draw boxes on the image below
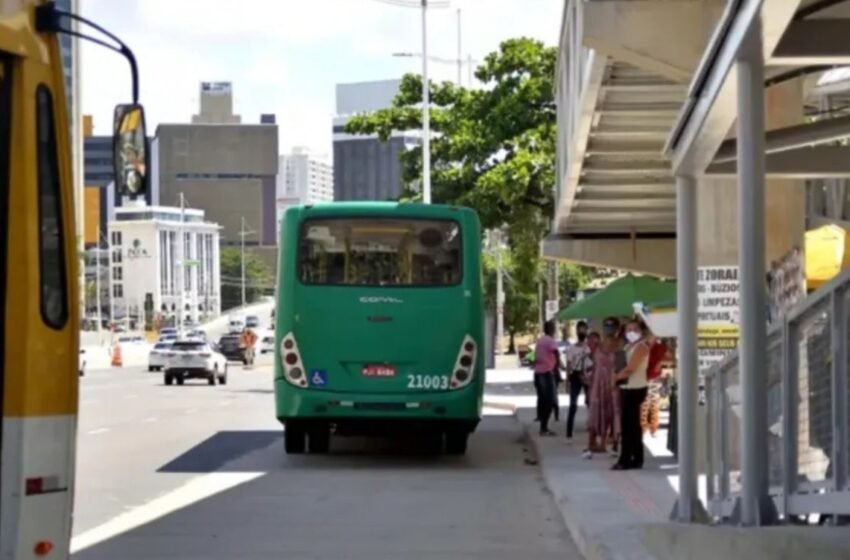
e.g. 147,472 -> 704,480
69,437 -> 277,554
185,408 -> 197,414
143,416 -> 158,423
88,428 -> 110,435
218,400 -> 231,406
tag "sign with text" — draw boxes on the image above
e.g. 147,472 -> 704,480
768,246 -> 806,323
698,266 -> 740,373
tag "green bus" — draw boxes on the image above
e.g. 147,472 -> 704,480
275,202 -> 485,455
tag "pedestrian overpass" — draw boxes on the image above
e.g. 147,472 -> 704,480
547,0 -> 850,528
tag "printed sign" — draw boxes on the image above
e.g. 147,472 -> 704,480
545,300 -> 560,321
698,266 -> 740,373
768,246 -> 806,323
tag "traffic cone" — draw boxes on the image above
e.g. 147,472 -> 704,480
111,344 -> 122,367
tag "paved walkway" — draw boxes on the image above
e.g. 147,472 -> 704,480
487,364 -> 850,560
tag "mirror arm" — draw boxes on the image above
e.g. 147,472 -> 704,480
35,4 -> 140,104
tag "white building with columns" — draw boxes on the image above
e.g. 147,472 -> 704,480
108,204 -> 221,326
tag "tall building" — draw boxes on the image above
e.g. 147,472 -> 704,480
152,81 -> 279,269
278,147 -> 334,204
333,79 -> 418,201
108,204 -> 222,325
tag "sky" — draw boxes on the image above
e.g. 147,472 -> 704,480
81,0 -> 563,157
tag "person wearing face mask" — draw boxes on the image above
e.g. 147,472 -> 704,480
611,319 -> 650,470
564,321 -> 590,442
601,317 -> 623,455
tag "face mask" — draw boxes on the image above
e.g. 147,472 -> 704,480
603,326 -> 616,337
577,332 -> 587,342
625,331 -> 641,343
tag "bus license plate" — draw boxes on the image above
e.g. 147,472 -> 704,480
362,365 -> 396,377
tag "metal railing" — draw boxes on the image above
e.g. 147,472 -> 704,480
704,264 -> 850,520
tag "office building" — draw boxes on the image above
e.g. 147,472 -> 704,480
278,147 -> 334,204
333,79 -> 418,201
152,81 -> 279,269
108,204 -> 221,325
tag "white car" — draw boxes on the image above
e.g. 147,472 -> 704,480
259,331 -> 275,354
228,319 -> 245,334
148,341 -> 173,371
118,335 -> 145,344
164,340 -> 228,386
79,348 -> 86,377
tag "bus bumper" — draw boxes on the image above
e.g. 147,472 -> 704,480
274,380 -> 483,425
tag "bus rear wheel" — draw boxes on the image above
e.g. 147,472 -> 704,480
445,430 -> 469,456
308,424 -> 331,454
284,423 -> 306,454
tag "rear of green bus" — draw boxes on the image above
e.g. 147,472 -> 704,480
274,203 -> 485,455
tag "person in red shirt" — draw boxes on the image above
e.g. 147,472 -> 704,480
533,321 -> 563,436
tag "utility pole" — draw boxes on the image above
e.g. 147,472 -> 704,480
468,54 -> 473,87
421,0 -> 432,204
177,192 -> 185,334
241,217 -> 247,307
493,229 -> 504,355
95,222 -> 102,343
456,8 -> 462,86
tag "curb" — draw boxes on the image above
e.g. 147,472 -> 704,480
517,413 -> 621,560
482,400 -> 519,413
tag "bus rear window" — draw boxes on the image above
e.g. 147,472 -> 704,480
298,218 -> 462,287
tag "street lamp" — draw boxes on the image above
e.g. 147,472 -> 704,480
375,0 -> 450,204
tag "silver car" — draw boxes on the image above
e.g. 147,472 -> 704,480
148,341 -> 173,372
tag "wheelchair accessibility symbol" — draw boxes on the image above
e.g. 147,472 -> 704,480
309,369 -> 328,387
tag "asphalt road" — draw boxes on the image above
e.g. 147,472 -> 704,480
71,359 -> 580,559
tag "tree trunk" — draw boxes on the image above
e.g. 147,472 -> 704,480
508,331 -> 516,354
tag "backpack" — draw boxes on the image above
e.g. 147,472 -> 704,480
646,340 -> 668,381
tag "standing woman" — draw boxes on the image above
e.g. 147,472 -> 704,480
612,319 -> 650,470
582,331 -> 616,458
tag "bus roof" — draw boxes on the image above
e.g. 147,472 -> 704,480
286,202 -> 479,220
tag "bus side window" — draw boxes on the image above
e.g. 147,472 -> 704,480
35,85 -> 68,329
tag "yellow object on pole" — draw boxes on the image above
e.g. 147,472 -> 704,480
805,224 -> 850,290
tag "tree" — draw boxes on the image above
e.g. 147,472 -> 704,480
219,248 -> 273,311
483,250 -> 539,354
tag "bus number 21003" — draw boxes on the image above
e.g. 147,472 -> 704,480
407,374 -> 449,390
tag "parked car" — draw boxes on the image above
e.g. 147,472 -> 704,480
228,318 -> 245,334
259,331 -> 275,354
159,327 -> 178,337
245,315 -> 260,328
79,348 -> 86,377
148,341 -> 173,371
217,334 -> 246,363
164,340 -> 228,386
185,329 -> 207,341
159,333 -> 178,344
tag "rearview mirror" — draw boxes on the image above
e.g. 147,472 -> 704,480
113,104 -> 148,198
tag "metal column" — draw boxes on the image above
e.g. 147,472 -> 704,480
671,175 -> 708,522
734,15 -> 776,526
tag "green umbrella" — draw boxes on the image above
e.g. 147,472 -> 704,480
557,274 -> 676,321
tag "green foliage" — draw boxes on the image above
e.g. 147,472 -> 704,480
346,37 -> 558,335
220,248 -> 273,311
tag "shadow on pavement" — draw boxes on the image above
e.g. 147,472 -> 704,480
74,417 -> 555,560
158,431 -> 282,473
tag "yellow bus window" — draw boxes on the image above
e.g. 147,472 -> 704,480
35,86 -> 69,329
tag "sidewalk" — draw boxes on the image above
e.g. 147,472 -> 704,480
487,365 -> 850,560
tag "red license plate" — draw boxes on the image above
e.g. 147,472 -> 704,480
362,364 -> 396,377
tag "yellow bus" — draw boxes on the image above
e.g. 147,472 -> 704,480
0,2 -> 146,557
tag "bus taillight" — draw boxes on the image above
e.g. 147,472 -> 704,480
280,333 -> 308,387
450,335 -> 477,389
